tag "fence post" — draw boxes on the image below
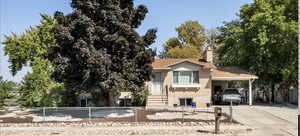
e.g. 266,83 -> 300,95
89,107 -> 91,122
206,107 -> 209,119
214,107 -> 222,134
43,107 -> 45,122
181,106 -> 184,125
135,108 -> 138,124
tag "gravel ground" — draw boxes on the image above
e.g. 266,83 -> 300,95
147,111 -> 216,120
0,107 -> 244,135
0,108 -> 236,123
0,122 -> 251,136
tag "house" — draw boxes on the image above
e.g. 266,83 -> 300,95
119,47 -> 258,107
80,47 -> 258,107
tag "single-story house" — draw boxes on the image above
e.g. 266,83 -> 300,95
119,47 -> 258,107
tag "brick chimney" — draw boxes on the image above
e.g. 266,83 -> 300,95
204,46 -> 213,63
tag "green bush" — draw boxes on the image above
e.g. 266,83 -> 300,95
0,76 -> 16,108
133,87 -> 149,106
17,58 -> 68,107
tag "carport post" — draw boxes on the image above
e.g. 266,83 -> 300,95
249,79 -> 253,105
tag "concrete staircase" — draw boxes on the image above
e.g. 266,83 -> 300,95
146,95 -> 168,107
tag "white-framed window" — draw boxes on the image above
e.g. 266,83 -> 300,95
173,71 -> 199,84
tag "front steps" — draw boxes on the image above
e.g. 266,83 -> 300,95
146,95 -> 168,107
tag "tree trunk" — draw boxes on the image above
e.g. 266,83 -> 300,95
271,83 -> 275,103
285,89 -> 289,103
108,91 -> 117,107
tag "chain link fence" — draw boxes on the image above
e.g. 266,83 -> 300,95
0,106 -> 239,123
15,107 -> 227,123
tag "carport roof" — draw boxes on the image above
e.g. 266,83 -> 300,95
212,66 -> 258,80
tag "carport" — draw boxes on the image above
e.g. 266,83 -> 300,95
211,66 -> 258,105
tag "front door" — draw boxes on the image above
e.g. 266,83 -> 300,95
152,72 -> 162,94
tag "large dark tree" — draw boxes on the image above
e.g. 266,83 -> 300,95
47,0 -> 157,106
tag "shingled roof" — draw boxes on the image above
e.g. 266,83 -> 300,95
152,59 -> 258,80
212,66 -> 258,80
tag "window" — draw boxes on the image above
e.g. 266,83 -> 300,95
173,71 -> 179,83
119,98 -> 132,107
80,99 -> 87,107
179,98 -> 193,106
173,71 -> 199,84
192,71 -> 199,83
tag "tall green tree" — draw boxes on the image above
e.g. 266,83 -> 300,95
166,46 -> 202,59
160,21 -> 206,58
0,76 -> 16,108
47,0 -> 157,106
3,14 -> 68,107
3,14 -> 57,75
217,0 -> 298,102
18,58 -> 67,107
217,20 -> 244,66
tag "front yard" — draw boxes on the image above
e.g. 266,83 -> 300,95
0,107 -> 252,136
0,105 -> 296,136
0,107 -> 236,123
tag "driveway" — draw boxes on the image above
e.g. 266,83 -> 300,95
221,104 -> 298,136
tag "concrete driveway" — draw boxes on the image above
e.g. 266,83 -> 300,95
221,104 -> 298,136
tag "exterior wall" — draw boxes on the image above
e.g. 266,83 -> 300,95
119,62 -> 214,107
167,67 -> 212,107
119,91 -> 132,99
144,62 -> 214,107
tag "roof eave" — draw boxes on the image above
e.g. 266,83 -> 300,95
212,76 -> 258,81
153,68 -> 172,70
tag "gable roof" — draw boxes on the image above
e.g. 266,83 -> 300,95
152,58 -> 216,69
152,59 -> 258,80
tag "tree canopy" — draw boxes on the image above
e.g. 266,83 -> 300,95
2,14 -> 67,107
160,21 -> 206,58
47,0 -> 157,106
3,14 -> 57,76
217,0 -> 298,102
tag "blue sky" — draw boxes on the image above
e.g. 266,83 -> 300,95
0,0 -> 253,82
